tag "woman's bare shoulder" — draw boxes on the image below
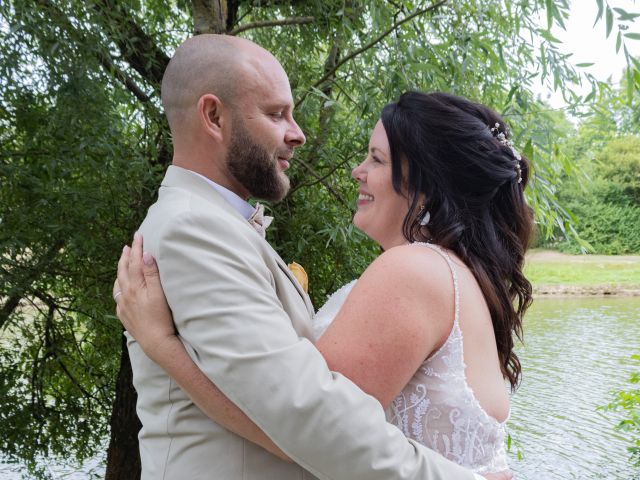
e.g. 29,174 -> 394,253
359,244 -> 457,300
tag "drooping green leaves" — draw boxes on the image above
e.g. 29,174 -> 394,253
0,0 -> 639,477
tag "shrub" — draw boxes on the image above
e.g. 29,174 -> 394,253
551,136 -> 640,254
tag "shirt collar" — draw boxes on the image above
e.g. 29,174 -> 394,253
189,171 -> 255,220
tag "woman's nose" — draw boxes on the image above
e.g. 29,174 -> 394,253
352,161 -> 366,181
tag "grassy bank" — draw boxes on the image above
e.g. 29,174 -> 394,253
524,249 -> 640,295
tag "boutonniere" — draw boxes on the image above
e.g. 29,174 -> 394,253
287,262 -> 308,293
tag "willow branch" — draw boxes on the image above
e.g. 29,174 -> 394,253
295,157 -> 350,208
37,0 -> 153,106
97,52 -> 151,103
228,16 -> 314,36
0,295 -> 22,330
0,240 -> 64,330
33,290 -> 108,405
296,1 -> 448,108
290,155 -> 352,197
57,356 -> 105,404
90,0 -> 170,88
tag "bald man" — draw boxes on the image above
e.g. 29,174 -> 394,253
122,35 -> 504,480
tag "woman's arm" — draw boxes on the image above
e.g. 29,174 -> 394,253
116,237 -> 510,479
115,235 -> 290,461
316,245 -> 453,409
115,238 -> 451,459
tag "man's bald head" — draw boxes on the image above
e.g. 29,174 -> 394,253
161,34 -> 278,134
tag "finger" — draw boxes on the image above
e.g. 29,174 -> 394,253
112,279 -> 122,304
117,245 -> 131,292
128,231 -> 146,288
115,304 -> 128,330
142,251 -> 161,284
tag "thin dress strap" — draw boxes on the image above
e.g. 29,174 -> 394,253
411,242 -> 460,329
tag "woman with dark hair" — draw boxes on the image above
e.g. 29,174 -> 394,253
116,91 -> 532,476
312,91 -> 533,474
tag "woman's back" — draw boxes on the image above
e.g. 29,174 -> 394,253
314,243 -> 511,473
385,243 -> 509,474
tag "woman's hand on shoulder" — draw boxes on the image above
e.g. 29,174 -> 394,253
114,232 -> 178,362
315,244 -> 455,408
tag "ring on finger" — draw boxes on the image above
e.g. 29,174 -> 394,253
113,291 -> 123,302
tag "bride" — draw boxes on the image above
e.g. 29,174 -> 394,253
115,91 -> 533,475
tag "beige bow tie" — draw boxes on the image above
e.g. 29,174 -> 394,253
248,202 -> 273,238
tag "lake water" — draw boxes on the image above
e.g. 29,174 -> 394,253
2,297 -> 639,479
507,297 -> 640,480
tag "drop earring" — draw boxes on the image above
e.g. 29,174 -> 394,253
418,205 -> 430,226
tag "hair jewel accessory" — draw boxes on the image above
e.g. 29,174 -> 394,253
490,122 -> 523,183
514,161 -> 523,184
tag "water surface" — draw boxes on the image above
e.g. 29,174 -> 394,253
508,297 -> 640,479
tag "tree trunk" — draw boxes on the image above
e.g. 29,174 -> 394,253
104,335 -> 142,480
192,0 -> 228,34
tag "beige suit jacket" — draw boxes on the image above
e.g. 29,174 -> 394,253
127,165 -> 476,480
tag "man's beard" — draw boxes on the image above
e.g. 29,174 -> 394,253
226,117 -> 290,202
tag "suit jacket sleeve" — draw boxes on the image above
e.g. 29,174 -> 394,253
157,211 -> 476,480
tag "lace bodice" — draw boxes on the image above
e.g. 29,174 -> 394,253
313,243 -> 509,474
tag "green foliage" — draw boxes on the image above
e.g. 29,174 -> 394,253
551,136 -> 640,254
246,0 -> 598,302
556,202 -> 640,254
598,137 -> 640,206
602,354 -> 640,469
0,24 -> 162,475
1,0 -> 639,476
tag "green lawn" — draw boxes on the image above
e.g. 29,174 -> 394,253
524,249 -> 640,287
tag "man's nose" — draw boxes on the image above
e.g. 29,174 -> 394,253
286,119 -> 305,147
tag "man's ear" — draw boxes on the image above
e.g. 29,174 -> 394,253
197,93 -> 227,142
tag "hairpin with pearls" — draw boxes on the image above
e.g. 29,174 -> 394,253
490,122 -> 523,184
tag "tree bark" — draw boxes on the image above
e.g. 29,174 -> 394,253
105,335 -> 142,480
192,0 -> 228,34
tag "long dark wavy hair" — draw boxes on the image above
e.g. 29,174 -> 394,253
380,91 -> 534,390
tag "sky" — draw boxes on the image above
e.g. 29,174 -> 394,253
534,0 -> 640,108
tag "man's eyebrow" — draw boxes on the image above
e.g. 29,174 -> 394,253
263,98 -> 293,108
260,103 -> 291,113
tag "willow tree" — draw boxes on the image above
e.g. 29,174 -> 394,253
1,0 -> 639,478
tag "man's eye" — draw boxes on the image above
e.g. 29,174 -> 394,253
271,112 -> 284,119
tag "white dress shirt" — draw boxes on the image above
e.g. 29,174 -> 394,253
190,171 -> 255,220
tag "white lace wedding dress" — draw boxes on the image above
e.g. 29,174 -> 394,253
313,243 -> 510,474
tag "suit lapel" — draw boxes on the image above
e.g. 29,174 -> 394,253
161,165 -> 256,234
162,166 -> 314,316
267,243 -> 315,316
